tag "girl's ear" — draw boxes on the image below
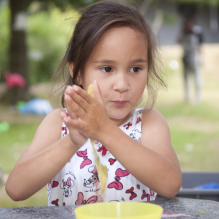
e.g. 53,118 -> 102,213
67,62 -> 83,85
67,62 -> 74,78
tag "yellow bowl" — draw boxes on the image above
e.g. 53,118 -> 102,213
75,202 -> 163,219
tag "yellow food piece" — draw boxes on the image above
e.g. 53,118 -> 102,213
91,140 -> 108,194
88,84 -> 108,195
88,84 -> 94,96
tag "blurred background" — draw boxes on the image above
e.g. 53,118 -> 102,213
0,0 -> 219,207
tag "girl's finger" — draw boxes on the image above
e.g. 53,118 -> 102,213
65,92 -> 86,118
70,87 -> 90,112
72,85 -> 94,104
60,109 -> 77,121
63,116 -> 84,131
60,111 -> 67,120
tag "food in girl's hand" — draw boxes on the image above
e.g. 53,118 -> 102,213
88,84 -> 94,97
88,84 -> 108,195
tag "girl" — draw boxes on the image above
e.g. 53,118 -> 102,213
6,1 -> 182,206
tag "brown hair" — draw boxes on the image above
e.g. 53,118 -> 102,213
56,1 -> 165,107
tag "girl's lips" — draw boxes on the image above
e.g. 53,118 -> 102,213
112,101 -> 128,107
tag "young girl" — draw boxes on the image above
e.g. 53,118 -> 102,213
6,1 -> 182,206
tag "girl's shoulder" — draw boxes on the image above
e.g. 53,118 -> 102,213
141,108 -> 170,134
22,108 -> 65,157
35,108 -> 65,138
43,108 -> 65,124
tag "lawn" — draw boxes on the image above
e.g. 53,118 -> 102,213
0,44 -> 219,207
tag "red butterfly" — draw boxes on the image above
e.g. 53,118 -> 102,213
97,145 -> 108,156
76,149 -> 92,169
126,187 -> 137,200
51,199 -> 59,206
109,158 -> 117,165
75,192 -> 97,205
108,168 -> 129,190
123,122 -> 132,129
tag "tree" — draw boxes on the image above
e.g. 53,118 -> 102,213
8,0 -> 31,105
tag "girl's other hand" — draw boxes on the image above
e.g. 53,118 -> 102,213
61,87 -> 88,148
64,81 -> 112,142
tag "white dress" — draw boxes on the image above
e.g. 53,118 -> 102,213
47,108 -> 157,206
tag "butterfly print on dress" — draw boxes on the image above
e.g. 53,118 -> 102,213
97,145 -> 108,156
62,127 -> 67,136
136,117 -> 141,124
48,181 -> 59,190
76,149 -> 92,169
51,199 -> 59,206
47,181 -> 59,198
123,122 -> 132,129
141,189 -> 150,201
126,187 -> 137,200
109,158 -> 117,165
108,168 -> 129,190
75,192 -> 97,205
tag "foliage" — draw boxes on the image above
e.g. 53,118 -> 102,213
41,0 -> 100,10
27,6 -> 80,84
169,0 -> 219,5
0,3 -> 80,84
0,2 -> 10,80
0,0 -> 101,85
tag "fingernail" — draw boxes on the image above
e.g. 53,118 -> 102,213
73,85 -> 78,91
66,89 -> 71,94
65,94 -> 70,100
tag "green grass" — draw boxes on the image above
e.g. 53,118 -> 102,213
0,121 -> 48,207
0,122 -> 40,173
156,102 -> 219,121
0,186 -> 48,208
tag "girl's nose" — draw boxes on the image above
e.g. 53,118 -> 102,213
113,72 -> 129,93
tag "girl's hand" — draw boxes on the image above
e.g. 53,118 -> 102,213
64,80 -> 112,141
61,87 -> 88,148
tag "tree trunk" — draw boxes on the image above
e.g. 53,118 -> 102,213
9,0 -> 30,105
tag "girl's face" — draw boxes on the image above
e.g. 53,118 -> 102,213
80,26 -> 148,126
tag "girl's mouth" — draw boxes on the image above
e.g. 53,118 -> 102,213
112,101 -> 128,107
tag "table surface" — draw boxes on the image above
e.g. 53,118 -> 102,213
0,197 -> 219,219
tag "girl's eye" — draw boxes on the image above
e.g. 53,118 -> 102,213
130,67 -> 141,73
101,67 -> 112,72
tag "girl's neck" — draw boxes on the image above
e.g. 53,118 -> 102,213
109,109 -> 135,127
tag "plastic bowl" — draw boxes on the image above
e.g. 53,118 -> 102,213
75,202 -> 163,219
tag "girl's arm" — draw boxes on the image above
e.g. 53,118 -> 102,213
100,109 -> 182,198
5,108 -> 83,201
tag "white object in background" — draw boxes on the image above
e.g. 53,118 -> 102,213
13,12 -> 27,31
169,60 -> 179,70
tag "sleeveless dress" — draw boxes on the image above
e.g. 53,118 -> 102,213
47,108 -> 157,206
